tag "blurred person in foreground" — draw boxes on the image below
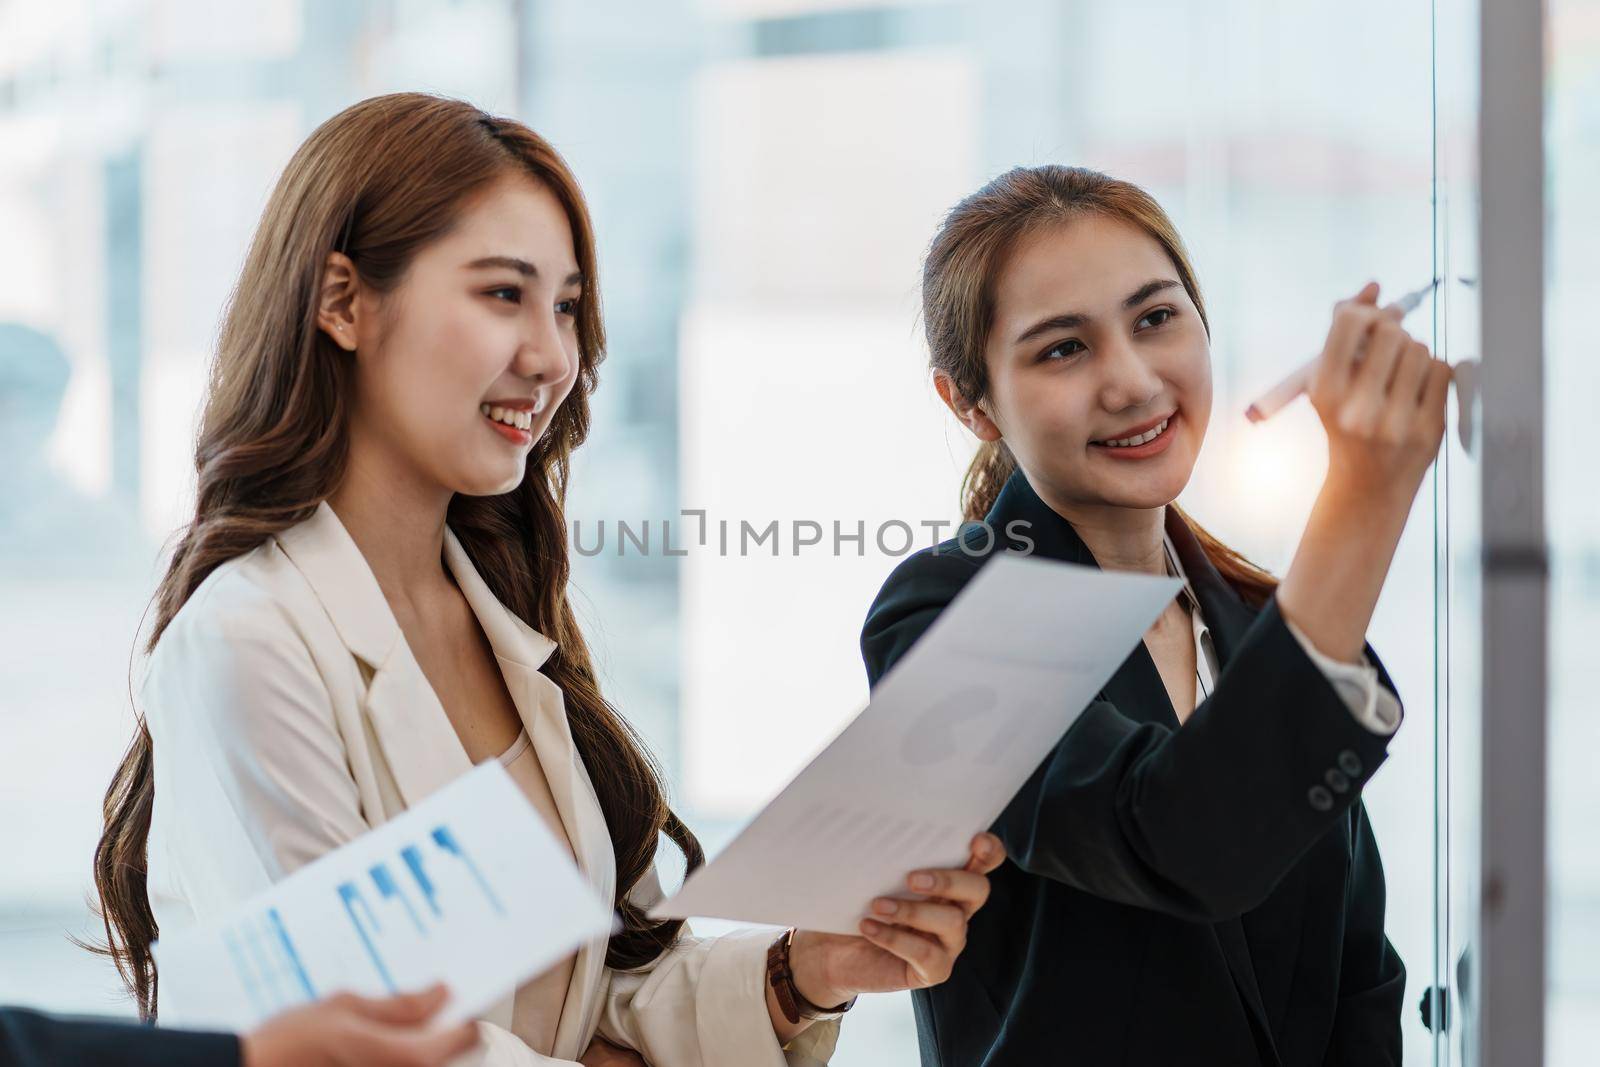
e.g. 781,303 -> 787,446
0,983 -> 477,1067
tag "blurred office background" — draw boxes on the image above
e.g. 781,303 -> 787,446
0,1 -> 1592,1063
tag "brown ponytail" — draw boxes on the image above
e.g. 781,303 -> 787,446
960,440 -> 1016,527
924,165 -> 1280,607
92,93 -> 701,1018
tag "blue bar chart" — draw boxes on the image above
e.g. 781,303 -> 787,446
232,822 -> 512,1013
153,762 -> 613,1031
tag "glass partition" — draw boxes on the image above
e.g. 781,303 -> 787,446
1432,0 -> 1484,1060
1544,0 -> 1600,1061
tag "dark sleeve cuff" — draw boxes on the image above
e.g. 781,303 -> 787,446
1124,593 -> 1398,914
1181,591 -> 1394,823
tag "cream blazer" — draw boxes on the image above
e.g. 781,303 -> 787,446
142,501 -> 839,1066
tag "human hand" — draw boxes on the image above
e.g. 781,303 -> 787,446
787,832 -> 1006,1006
240,984 -> 479,1067
1309,280 -> 1452,507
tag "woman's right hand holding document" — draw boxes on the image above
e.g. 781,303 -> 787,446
774,833 -> 1007,1036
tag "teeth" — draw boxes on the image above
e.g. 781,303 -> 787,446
479,403 -> 533,432
1099,417 -> 1169,448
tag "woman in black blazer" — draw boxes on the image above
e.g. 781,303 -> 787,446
862,166 -> 1452,1066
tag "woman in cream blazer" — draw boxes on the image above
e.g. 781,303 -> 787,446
94,94 -> 1002,1067
142,501 -> 828,1066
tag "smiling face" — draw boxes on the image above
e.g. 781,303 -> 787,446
334,173 -> 584,499
951,213 -> 1213,517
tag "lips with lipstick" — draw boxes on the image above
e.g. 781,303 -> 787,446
1090,410 -> 1178,456
480,397 -> 545,444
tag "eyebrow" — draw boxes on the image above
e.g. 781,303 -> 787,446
464,256 -> 584,286
1012,278 -> 1183,345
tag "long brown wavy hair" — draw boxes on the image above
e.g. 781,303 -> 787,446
923,165 -> 1278,608
92,93 -> 703,1019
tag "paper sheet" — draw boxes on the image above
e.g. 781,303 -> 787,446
652,552 -> 1180,934
155,761 -> 614,1031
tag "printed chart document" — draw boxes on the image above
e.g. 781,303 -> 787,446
653,552 -> 1180,934
156,761 -> 614,1031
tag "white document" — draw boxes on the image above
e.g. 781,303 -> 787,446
652,552 -> 1179,934
155,761 -> 615,1032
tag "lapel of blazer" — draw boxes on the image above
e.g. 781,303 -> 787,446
987,474 -> 1281,1061
441,529 -> 616,1058
275,502 -> 474,807
1165,506 -> 1285,1062
1163,506 -> 1260,670
441,529 -> 611,886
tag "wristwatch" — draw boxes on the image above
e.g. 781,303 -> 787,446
765,927 -> 856,1024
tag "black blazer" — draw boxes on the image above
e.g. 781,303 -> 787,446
0,1008 -> 237,1067
861,470 -> 1405,1067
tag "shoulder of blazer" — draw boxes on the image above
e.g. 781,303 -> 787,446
143,537 -> 339,712
158,538 -> 319,647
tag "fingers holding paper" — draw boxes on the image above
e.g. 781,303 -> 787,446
906,828 -> 1005,919
789,833 -> 1007,1001
865,832 -> 1004,986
